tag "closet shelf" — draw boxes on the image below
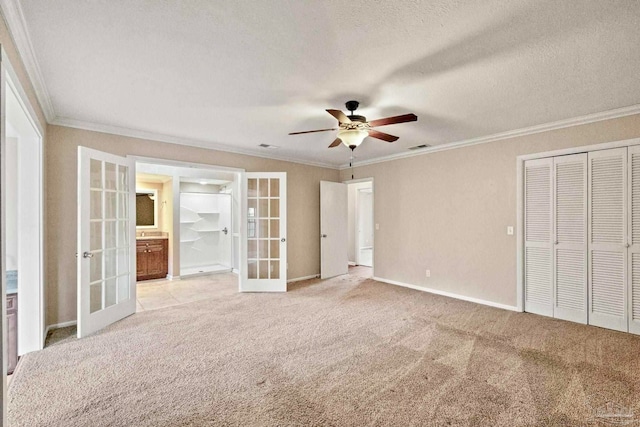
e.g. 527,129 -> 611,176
193,229 -> 221,232
198,212 -> 220,215
180,220 -> 198,224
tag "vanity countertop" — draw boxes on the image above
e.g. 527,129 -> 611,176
136,231 -> 168,241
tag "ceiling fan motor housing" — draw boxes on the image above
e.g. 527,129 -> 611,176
347,114 -> 366,123
345,100 -> 360,112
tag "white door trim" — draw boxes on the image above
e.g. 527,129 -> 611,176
517,137 -> 640,313
1,48 -> 45,352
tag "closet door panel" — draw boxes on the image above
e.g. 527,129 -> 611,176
553,154 -> 587,324
524,158 -> 553,316
588,148 -> 627,332
628,145 -> 640,334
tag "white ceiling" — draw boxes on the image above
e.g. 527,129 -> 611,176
12,0 -> 640,167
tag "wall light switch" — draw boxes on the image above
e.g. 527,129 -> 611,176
375,223 -> 380,230
425,269 -> 431,278
507,226 -> 514,236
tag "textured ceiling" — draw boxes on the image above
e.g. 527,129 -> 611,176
16,0 -> 640,167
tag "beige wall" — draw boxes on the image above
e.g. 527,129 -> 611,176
46,125 -> 340,324
340,114 -> 640,307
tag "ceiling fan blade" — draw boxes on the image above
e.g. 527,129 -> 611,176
288,128 -> 337,135
368,129 -> 399,142
368,113 -> 417,128
328,138 -> 342,148
326,109 -> 352,123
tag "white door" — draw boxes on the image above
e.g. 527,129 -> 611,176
524,158 -> 553,316
77,147 -> 136,338
240,172 -> 287,292
320,181 -> 348,279
553,154 -> 588,324
628,146 -> 640,334
588,148 -> 627,332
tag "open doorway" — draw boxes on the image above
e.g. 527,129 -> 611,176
4,69 -> 45,374
347,179 -> 374,278
133,160 -> 241,311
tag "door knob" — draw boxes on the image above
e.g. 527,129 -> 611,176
222,227 -> 228,235
83,252 -> 94,258
321,234 -> 327,238
281,238 -> 286,242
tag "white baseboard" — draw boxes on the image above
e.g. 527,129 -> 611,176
166,274 -> 180,280
44,320 -> 78,338
373,276 -> 520,312
232,269 -> 240,275
348,261 -> 356,266
287,274 -> 319,283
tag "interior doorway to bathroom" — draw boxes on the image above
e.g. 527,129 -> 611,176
133,159 -> 242,311
3,62 -> 45,371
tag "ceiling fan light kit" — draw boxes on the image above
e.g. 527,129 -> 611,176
289,100 -> 418,152
338,128 -> 369,150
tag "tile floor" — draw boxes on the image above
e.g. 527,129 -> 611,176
136,273 -> 238,312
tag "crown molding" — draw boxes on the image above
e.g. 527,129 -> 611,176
339,103 -> 640,170
51,116 -> 339,170
0,0 -> 55,121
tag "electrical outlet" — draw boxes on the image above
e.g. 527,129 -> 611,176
507,226 -> 514,235
375,223 -> 380,230
425,269 -> 431,278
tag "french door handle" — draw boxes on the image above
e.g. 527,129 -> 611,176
281,238 -> 286,243
626,243 -> 631,248
83,252 -> 94,258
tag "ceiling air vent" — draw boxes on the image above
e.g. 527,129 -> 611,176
408,144 -> 431,150
258,144 -> 279,149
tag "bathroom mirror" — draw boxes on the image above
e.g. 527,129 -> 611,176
136,189 -> 158,228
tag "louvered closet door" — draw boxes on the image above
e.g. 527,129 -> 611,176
553,154 -> 587,324
588,148 -> 627,332
524,158 -> 553,316
628,146 -> 640,334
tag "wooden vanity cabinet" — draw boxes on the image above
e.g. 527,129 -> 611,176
136,238 -> 168,281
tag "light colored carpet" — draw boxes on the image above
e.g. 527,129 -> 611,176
8,272 -> 640,426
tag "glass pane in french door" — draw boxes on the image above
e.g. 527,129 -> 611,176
247,177 -> 280,279
89,161 -> 131,313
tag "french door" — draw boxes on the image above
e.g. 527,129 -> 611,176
240,172 -> 287,292
77,147 -> 136,338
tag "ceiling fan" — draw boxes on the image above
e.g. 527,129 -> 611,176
289,100 -> 418,150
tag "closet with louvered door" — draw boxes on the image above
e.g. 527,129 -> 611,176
588,148 -> 628,332
524,158 -> 553,316
553,154 -> 588,324
628,145 -> 640,334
